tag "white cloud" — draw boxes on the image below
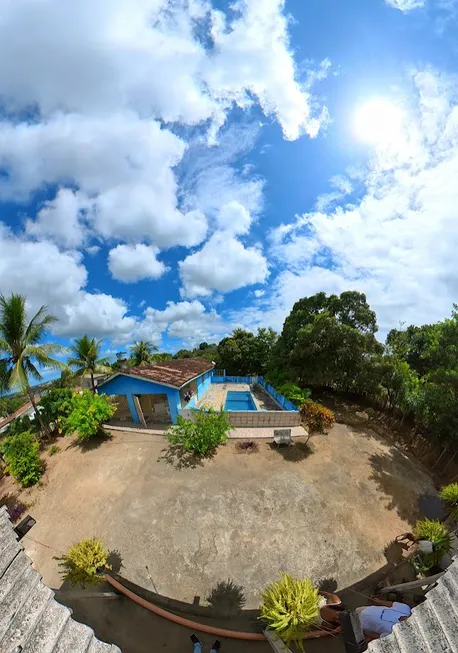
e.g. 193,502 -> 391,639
385,0 -> 425,10
86,245 -> 101,256
207,0 -> 329,140
133,300 -> 226,346
108,244 -> 168,283
217,201 -> 252,235
266,69 -> 458,338
0,223 -> 135,340
254,289 -> 265,298
26,188 -> 88,248
179,232 -> 269,298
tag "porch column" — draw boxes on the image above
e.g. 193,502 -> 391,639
126,394 -> 140,424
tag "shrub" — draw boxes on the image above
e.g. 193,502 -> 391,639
48,445 -> 60,456
64,390 -> 116,441
414,518 -> 452,568
277,383 -> 311,407
259,573 -> 321,650
39,388 -> 74,434
54,537 -> 112,588
300,400 -> 336,434
167,408 -> 233,456
440,483 -> 458,521
0,431 -> 43,487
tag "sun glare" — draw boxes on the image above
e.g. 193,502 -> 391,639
354,98 -> 405,146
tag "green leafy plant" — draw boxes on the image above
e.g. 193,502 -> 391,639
0,431 -> 43,486
64,390 -> 116,441
39,388 -> 74,434
259,572 -> 321,650
4,414 -> 38,438
54,538 -> 112,588
48,445 -> 60,456
167,408 -> 233,456
300,400 -> 336,434
277,383 -> 311,407
440,483 -> 458,520
414,518 -> 453,569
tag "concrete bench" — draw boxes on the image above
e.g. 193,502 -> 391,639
273,428 -> 292,447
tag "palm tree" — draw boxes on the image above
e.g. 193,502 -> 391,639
130,341 -> 158,366
68,335 -> 112,391
0,294 -> 66,437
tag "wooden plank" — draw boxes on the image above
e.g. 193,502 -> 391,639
133,395 -> 147,428
376,571 -> 445,594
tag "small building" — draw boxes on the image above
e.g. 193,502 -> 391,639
0,400 -> 35,434
97,358 -> 214,425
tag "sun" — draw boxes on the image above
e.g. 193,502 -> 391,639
354,98 -> 405,146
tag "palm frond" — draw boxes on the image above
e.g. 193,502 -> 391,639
24,305 -> 58,344
0,337 -> 12,355
9,361 -> 29,390
24,359 -> 43,382
0,294 -> 27,350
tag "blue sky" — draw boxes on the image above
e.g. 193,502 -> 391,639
1,0 -> 458,367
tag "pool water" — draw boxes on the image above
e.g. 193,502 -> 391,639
224,391 -> 257,411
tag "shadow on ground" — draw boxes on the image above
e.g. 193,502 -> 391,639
158,444 -> 209,470
206,579 -> 246,616
268,441 -> 313,462
66,430 -> 113,453
368,448 -> 435,525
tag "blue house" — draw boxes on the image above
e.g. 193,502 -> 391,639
97,358 -> 214,425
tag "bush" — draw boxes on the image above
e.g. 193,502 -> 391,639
300,400 -> 336,434
259,573 -> 321,650
440,483 -> 458,521
54,537 -> 111,588
277,383 -> 311,407
48,445 -> 60,456
167,408 -> 233,456
0,431 -> 43,487
39,388 -> 74,434
414,518 -> 452,569
64,390 -> 116,441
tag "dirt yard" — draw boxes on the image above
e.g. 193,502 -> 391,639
1,420 -> 437,609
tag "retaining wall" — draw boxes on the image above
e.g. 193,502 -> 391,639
179,408 -> 301,427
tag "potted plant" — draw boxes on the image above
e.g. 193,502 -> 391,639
259,573 -> 340,650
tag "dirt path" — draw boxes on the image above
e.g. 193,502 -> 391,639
1,422 -> 436,609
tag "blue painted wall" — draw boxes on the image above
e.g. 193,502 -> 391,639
99,374 -> 182,423
196,370 -> 212,398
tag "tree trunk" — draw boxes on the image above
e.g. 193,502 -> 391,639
91,372 -> 95,392
28,388 -> 51,439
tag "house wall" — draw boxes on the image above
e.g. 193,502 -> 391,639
99,368 -> 213,424
99,375 -> 181,424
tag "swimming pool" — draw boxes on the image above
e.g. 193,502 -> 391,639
224,391 -> 257,411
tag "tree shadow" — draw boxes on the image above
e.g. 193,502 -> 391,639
383,540 -> 408,566
107,550 -> 123,574
66,430 -> 113,453
0,492 -> 27,523
269,440 -> 313,462
318,577 -> 338,593
368,448 -> 434,525
157,445 -> 206,470
206,579 -> 246,617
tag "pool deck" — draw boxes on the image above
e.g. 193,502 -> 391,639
196,382 -> 281,411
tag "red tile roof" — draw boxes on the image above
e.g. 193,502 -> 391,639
0,400 -> 33,430
102,358 -> 214,389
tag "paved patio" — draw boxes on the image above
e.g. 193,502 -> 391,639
197,383 -> 281,411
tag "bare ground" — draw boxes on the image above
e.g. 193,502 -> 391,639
0,418 -> 437,612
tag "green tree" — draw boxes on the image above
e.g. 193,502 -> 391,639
167,408 -> 233,456
68,335 -> 111,391
130,340 -> 158,366
273,292 -> 381,390
173,349 -> 193,359
0,294 -> 66,437
64,390 -> 116,440
150,352 -> 174,363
